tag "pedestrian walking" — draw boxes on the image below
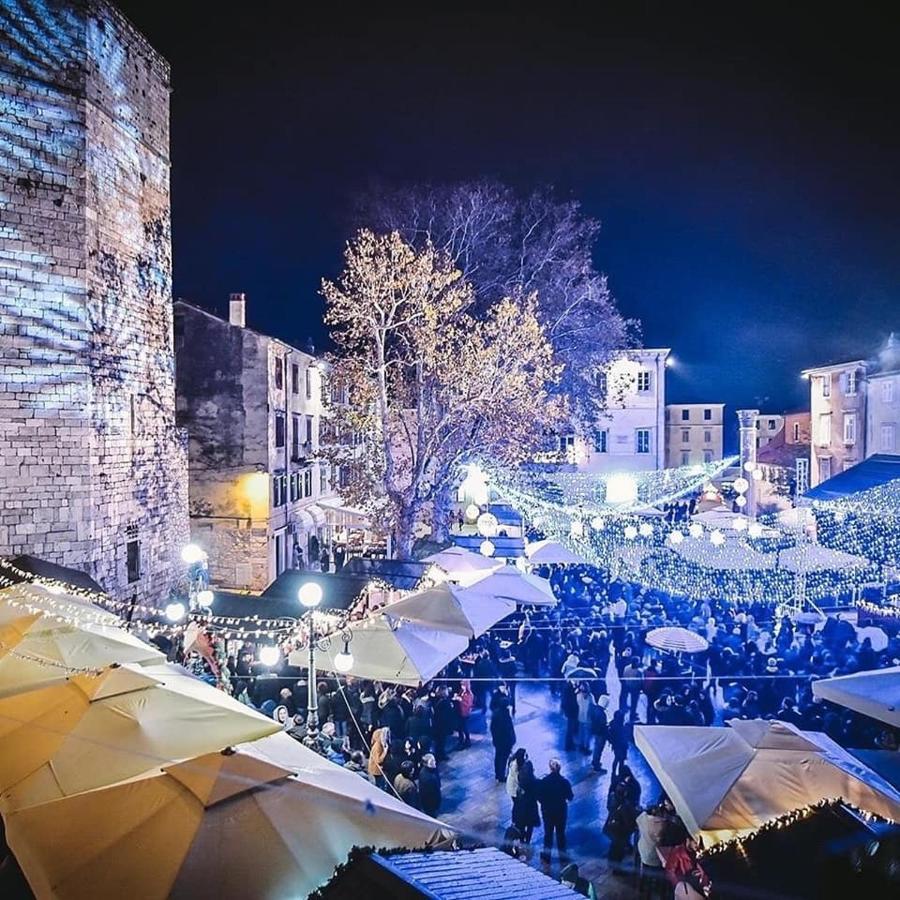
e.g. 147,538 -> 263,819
538,758 -> 574,864
491,702 -> 516,782
590,694 -> 610,773
418,754 -> 442,817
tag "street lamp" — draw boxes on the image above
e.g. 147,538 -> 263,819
298,581 -> 323,739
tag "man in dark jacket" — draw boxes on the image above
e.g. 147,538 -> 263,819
490,703 -> 516,782
538,758 -> 574,864
418,753 -> 442,817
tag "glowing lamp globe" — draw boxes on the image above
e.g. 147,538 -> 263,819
733,477 -> 750,495
298,582 -> 323,609
688,523 -> 704,539
743,461 -> 756,473
748,522 -> 764,539
197,589 -> 214,606
164,601 -> 185,623
606,473 -> 638,506
623,525 -> 638,541
735,495 -> 747,508
669,530 -> 684,545
181,544 -> 205,565
590,516 -> 605,531
333,650 -> 354,674
476,512 -> 499,537
638,522 -> 653,538
479,539 -> 495,557
751,468 -> 763,481
710,530 -> 725,546
570,519 -> 584,538
732,517 -> 748,532
465,503 -> 480,522
259,645 -> 281,667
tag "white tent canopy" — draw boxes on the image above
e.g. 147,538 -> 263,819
314,617 -> 468,686
524,539 -> 586,566
6,732 -> 448,900
383,583 -> 515,637
464,567 -> 557,607
422,546 -> 504,586
635,719 -> 900,845
777,544 -> 870,573
812,666 -> 900,728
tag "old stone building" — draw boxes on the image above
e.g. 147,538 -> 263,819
0,1 -> 189,604
664,402 -> 725,467
175,297 -> 338,591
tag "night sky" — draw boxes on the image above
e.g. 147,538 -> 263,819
120,3 -> 899,440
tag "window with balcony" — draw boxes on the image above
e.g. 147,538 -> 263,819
305,415 -> 314,447
636,370 -> 651,392
636,429 -> 650,454
843,412 -> 857,445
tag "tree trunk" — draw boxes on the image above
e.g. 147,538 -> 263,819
393,502 -> 420,560
430,481 -> 454,545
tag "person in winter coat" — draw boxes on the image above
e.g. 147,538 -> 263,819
609,710 -> 630,778
418,754 -> 442,817
562,681 -> 579,752
431,686 -> 456,761
576,683 -> 595,754
453,680 -> 474,748
538,758 -> 574,863
513,755 -> 541,842
491,703 -> 517,782
368,726 -> 390,783
394,760 -> 421,810
591,695 -> 610,773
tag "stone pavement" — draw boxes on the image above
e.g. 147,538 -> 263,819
435,671 -> 662,899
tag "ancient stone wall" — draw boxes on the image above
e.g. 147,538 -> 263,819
0,0 -> 188,605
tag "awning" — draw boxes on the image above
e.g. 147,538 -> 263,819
316,496 -> 370,525
306,504 -> 327,527
804,453 -> 900,502
293,508 -> 314,530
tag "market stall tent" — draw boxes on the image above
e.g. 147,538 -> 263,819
635,719 -> 900,845
422,546 -> 505,586
523,539 -> 586,566
464,567 -> 557,607
5,732 -> 449,900
812,666 -> 900,728
383,583 -> 515,638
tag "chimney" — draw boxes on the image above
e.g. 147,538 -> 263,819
229,293 -> 246,328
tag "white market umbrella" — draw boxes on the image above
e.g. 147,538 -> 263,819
777,544 -> 870,574
422,546 -> 504,586
315,617 -> 468,686
645,626 -> 709,654
0,582 -> 120,630
812,666 -> 900,728
524,539 -> 586,566
635,719 -> 900,845
383,582 -> 515,638
0,663 -> 281,813
5,731 -> 449,900
464,567 -> 558,607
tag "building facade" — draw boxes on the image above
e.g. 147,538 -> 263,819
175,297 -> 336,591
0,0 -> 189,603
565,349 -> 669,472
756,414 -> 785,449
802,360 -> 868,487
783,411 -> 811,447
866,336 -> 900,456
664,403 -> 725,467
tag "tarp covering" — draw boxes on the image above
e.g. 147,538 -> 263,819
5,732 -> 448,900
1,555 -> 106,594
423,546 -> 505,586
465,567 -> 558,607
341,557 -> 431,590
812,666 -> 900,728
804,453 -> 900,502
635,719 -> 900,844
383,583 -> 515,637
261,571 -> 371,612
524,539 -> 587,566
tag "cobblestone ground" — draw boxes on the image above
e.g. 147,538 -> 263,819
436,660 -> 662,898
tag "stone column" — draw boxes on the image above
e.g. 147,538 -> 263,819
736,409 -> 759,518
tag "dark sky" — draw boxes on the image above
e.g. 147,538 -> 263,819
120,2 -> 899,435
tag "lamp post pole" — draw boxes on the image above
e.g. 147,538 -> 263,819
306,609 -> 319,738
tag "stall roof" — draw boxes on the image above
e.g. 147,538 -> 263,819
261,570 -> 371,612
804,454 -> 900,502
340,557 -> 430,590
1,555 -> 106,594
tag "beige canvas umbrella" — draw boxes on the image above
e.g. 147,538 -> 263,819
523,539 -> 586,565
422,546 -> 504,586
383,582 -> 516,637
645,626 -> 709,654
0,663 -> 281,812
812,666 -> 900,728
0,582 -> 120,631
5,731 -> 449,900
464,566 -> 558,607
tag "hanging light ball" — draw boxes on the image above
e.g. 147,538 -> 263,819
743,461 -> 757,473
638,522 -> 653,537
623,525 -> 638,540
733,477 -> 750,494
735,495 -> 747,508
570,519 -> 585,538
590,516 -> 605,531
479,539 -> 495,557
606,473 -> 638,506
688,523 -> 704,539
751,468 -> 764,481
298,582 -> 323,609
197,589 -> 214,606
710,529 -> 726,546
259,645 -> 281,667
333,641 -> 354,674
465,503 -> 480,522
748,522 -> 764,539
477,512 -> 499,537
164,601 -> 185,623
732,517 -> 748,532
669,530 -> 685,545
181,544 -> 205,565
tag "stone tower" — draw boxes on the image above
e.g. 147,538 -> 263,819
0,0 -> 189,605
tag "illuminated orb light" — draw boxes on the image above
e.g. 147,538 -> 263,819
735,495 -> 747,508
181,543 -> 205,565
638,522 -> 653,537
732,517 -> 748,532
570,519 -> 585,538
669,530 -> 684,545
623,525 -> 638,540
241,471 -> 270,511
259,645 -> 281,667
164,601 -> 185,623
333,646 -> 354,674
743,461 -> 757,473
752,468 -> 764,481
459,464 -> 489,506
688,523 -> 704,539
477,512 -> 499,537
479,539 -> 495,557
590,516 -> 605,531
606,473 -> 638,506
465,503 -> 481,522
733,477 -> 750,495
710,530 -> 725,546
748,522 -> 764,539
298,582 -> 323,609
197,589 -> 214,606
